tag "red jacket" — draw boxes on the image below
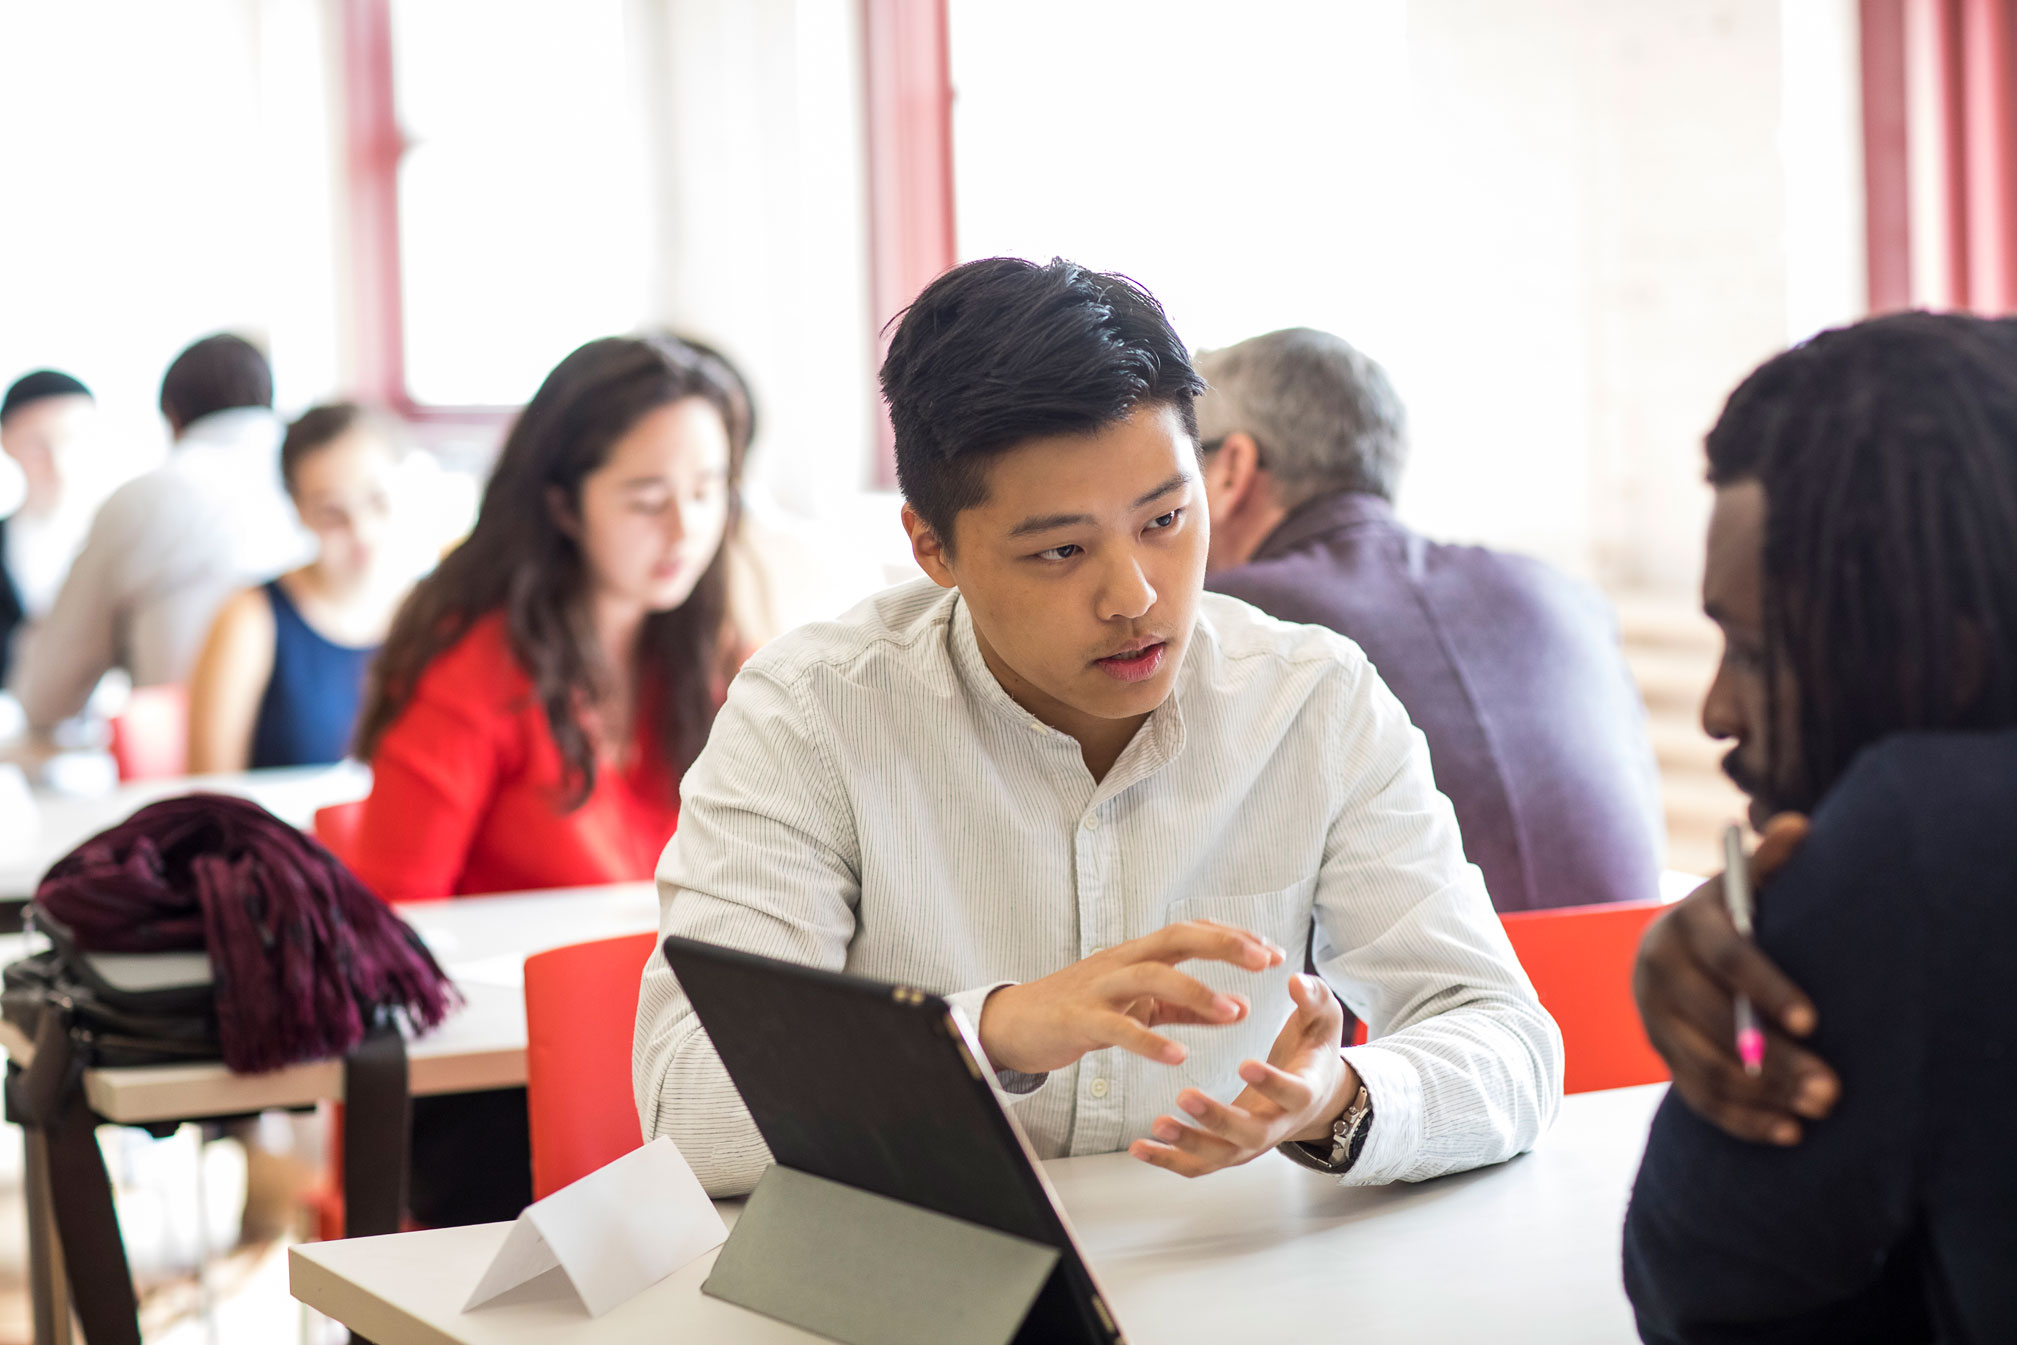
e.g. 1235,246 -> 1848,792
350,613 -> 680,902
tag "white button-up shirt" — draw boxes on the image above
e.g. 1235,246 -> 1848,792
14,407 -> 312,727
635,579 -> 1562,1196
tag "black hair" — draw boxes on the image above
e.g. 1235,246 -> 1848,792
1,370 -> 92,425
159,333 -> 274,431
879,257 -> 1206,546
281,402 -> 397,493
1705,310 -> 2017,808
357,333 -> 752,808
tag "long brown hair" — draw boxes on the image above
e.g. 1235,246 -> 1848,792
355,333 -> 752,806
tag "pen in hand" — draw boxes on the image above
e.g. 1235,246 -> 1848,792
1721,822 -> 1765,1076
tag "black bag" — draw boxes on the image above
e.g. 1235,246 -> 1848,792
2,909 -> 220,1068
1,800 -> 435,1345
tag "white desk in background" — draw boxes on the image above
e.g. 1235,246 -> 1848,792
1,881 -> 661,1345
0,760 -> 373,901
293,1083 -> 1664,1345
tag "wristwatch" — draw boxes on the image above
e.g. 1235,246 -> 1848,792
1280,1083 -> 1374,1174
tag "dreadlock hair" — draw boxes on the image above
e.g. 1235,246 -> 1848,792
1705,310 -> 2017,810
355,333 -> 752,808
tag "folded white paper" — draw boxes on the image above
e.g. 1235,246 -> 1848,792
464,1137 -> 727,1318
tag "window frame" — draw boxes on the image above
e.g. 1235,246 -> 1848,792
860,0 -> 957,484
339,0 -> 519,425
344,0 -> 960,456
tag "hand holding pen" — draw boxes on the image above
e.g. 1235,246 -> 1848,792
1720,823 -> 1765,1076
1632,814 -> 1841,1146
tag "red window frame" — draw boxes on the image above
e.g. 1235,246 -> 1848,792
860,0 -> 958,483
339,0 -> 518,425
343,0 -> 960,458
1859,0 -> 2017,314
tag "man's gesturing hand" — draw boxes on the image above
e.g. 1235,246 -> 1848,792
1632,812 -> 1840,1145
977,920 -> 1286,1076
1128,972 -> 1357,1178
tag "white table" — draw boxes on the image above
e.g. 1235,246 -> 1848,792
0,760 -> 375,900
4,881 -> 660,1345
292,1083 -> 1664,1345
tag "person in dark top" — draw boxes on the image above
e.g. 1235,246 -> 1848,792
1195,328 -> 1663,911
187,403 -> 412,771
1623,311 -> 2017,1343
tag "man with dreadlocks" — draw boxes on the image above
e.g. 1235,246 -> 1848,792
1622,311 -> 2017,1342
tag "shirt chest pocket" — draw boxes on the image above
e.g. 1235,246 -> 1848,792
1163,876 -> 1317,1010
1151,877 -> 1318,1100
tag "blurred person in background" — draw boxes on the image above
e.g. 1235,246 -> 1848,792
348,332 -> 748,1228
12,333 -> 310,733
1196,328 -> 1664,912
0,370 -> 100,679
186,403 -> 411,772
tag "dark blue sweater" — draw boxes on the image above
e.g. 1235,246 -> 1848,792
1623,730 -> 2017,1344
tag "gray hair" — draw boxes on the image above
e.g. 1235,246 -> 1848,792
1193,328 -> 1407,504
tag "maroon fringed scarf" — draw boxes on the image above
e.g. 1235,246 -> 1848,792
34,793 -> 458,1074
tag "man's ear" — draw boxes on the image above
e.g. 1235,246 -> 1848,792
902,502 -> 957,589
1202,432 -> 1263,516
546,484 -> 581,541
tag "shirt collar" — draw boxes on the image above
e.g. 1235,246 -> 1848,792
947,589 -> 1190,791
174,406 -> 281,455
1252,489 -> 1397,562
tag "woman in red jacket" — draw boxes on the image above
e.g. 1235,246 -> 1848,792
350,333 -> 749,902
346,334 -> 750,1226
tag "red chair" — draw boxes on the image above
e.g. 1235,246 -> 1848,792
109,684 -> 188,781
1499,899 -> 1670,1093
524,932 -> 659,1200
313,801 -> 367,868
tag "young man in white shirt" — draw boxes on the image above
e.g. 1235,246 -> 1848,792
634,258 -> 1561,1195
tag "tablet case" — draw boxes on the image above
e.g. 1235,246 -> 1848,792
661,935 -> 1126,1345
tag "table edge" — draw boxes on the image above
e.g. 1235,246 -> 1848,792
291,1245 -> 472,1345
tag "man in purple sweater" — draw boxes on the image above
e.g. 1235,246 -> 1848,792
1197,328 -> 1663,911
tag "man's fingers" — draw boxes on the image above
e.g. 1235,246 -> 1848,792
1283,973 -> 1343,1036
1657,1006 -> 1837,1127
1139,1004 -> 1238,1028
1676,886 -> 1819,1038
1097,1012 -> 1187,1065
1716,1027 -> 1839,1121
1150,1111 -> 1253,1172
1106,962 -> 1247,1025
1140,920 -> 1286,973
1128,1137 -> 1215,1179
1678,1092 -> 1805,1147
1750,813 -> 1811,885
1171,1090 -> 1273,1151
1235,1059 -> 1316,1115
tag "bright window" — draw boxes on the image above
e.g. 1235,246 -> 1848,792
947,0 -> 1413,358
387,0 -> 654,407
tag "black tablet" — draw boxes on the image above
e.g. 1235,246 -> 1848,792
661,934 -> 1124,1344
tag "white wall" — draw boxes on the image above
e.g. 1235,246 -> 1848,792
947,0 -> 1867,595
1400,0 -> 1811,591
2,0 -> 1864,599
0,0 -> 345,461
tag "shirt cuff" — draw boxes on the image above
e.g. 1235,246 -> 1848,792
1325,1044 -> 1424,1185
944,983 -> 1049,1095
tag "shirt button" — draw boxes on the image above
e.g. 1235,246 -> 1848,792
1082,813 -> 1101,832
1089,1078 -> 1110,1099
